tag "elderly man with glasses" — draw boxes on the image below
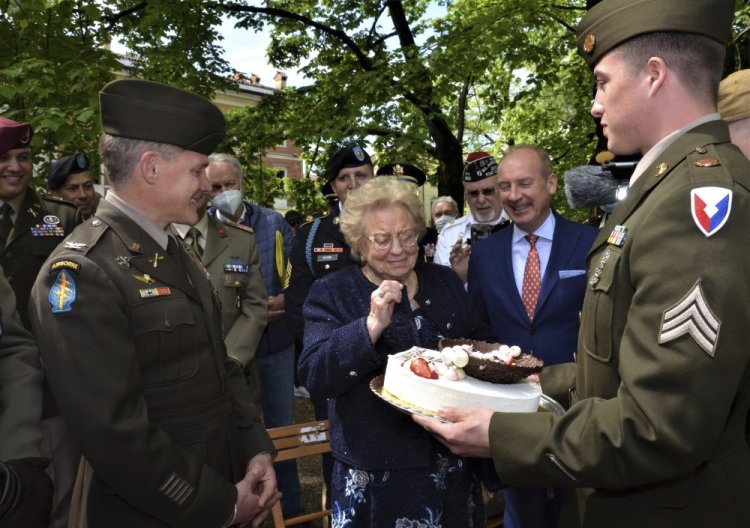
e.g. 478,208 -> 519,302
434,152 -> 509,282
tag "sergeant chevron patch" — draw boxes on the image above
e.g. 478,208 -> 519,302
658,279 -> 719,356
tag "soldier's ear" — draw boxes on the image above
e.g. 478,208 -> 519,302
645,57 -> 667,96
137,151 -> 161,185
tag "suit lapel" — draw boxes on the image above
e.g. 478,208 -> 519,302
203,216 -> 229,267
536,214 -> 566,313
495,229 -> 527,321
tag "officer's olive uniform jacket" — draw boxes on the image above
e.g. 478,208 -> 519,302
201,214 -> 267,367
0,265 -> 44,461
1,187 -> 78,329
489,120 -> 750,527
286,208 -> 357,343
28,201 -> 273,527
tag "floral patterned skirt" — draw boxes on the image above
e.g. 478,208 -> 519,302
330,446 -> 485,528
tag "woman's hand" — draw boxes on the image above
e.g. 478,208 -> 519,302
366,279 -> 403,343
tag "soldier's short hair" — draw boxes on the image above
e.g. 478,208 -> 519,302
99,133 -> 181,187
616,32 -> 725,105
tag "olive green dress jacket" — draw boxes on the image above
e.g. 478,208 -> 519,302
489,120 -> 750,527
28,200 -> 273,527
0,265 -> 44,461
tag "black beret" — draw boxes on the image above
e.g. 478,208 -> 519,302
577,0 -> 735,69
463,152 -> 498,182
376,163 -> 426,187
321,180 -> 338,200
327,144 -> 372,181
100,79 -> 225,155
47,152 -> 90,190
0,116 -> 33,154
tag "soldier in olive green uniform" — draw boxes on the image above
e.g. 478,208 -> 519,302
416,1 -> 750,526
173,206 -> 268,408
28,79 -> 279,527
0,265 -> 52,527
0,118 -> 79,330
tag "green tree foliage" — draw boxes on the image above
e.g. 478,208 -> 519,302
3,0 -> 750,218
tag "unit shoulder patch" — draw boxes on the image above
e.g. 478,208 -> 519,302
691,187 -> 732,237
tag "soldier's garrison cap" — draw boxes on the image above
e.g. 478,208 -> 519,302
327,144 -> 372,181
463,152 -> 498,183
376,163 -> 426,186
100,79 -> 226,155
0,116 -> 33,154
576,0 -> 735,69
48,152 -> 90,190
718,70 -> 750,124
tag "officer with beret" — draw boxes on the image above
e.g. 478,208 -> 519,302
0,266 -> 52,528
434,151 -> 508,282
285,143 -> 374,501
28,79 -> 280,527
718,69 -> 750,158
417,1 -> 750,526
0,117 -> 79,329
47,152 -> 101,218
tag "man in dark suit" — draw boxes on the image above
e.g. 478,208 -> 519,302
468,145 -> 596,528
28,79 -> 279,527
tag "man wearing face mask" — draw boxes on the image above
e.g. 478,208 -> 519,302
432,196 -> 460,234
205,153 -> 304,520
434,152 -> 509,282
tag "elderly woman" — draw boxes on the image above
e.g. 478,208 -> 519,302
299,177 -> 488,527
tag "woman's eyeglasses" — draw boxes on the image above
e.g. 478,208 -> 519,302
366,229 -> 419,250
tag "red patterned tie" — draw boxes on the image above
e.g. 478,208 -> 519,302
522,234 -> 540,321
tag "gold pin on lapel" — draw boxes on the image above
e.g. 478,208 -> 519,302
148,252 -> 165,269
655,163 -> 668,177
695,158 -> 720,168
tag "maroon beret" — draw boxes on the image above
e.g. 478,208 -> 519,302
0,117 -> 33,154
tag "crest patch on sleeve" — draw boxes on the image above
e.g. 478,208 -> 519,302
658,279 -> 719,356
691,187 -> 731,237
48,269 -> 77,313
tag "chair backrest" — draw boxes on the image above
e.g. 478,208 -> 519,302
268,420 -> 332,527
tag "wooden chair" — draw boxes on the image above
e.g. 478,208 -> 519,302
268,420 -> 332,527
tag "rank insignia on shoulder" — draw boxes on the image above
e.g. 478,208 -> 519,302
50,260 -> 81,274
224,260 -> 249,273
64,241 -> 88,251
658,279 -> 719,357
691,187 -> 731,237
139,287 -> 171,299
49,269 -> 76,313
607,225 -> 627,247
234,223 -> 253,234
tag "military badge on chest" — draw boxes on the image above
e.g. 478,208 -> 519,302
31,214 -> 65,237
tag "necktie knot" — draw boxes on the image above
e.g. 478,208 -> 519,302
526,233 -> 538,246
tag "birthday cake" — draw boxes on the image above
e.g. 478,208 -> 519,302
382,346 -> 542,414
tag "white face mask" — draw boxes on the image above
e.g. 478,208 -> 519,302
212,189 -> 243,216
434,214 -> 455,233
